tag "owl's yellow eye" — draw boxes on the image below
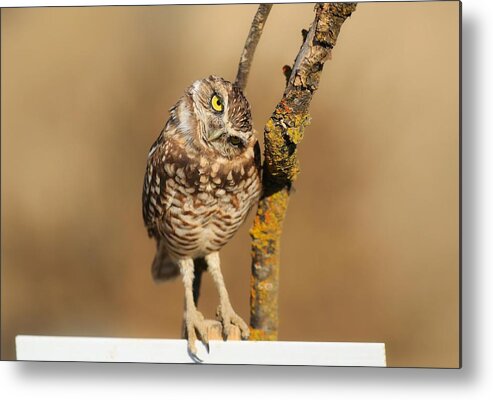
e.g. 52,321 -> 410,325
211,94 -> 223,113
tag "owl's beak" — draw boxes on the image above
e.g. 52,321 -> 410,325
207,130 -> 225,141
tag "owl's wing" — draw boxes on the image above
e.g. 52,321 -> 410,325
142,129 -> 169,239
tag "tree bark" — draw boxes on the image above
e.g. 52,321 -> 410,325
248,3 -> 357,341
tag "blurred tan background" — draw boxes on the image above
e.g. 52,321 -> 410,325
1,2 -> 459,367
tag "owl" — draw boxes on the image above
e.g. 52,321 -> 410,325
142,75 -> 261,354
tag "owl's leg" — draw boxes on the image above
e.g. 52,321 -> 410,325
178,258 -> 211,355
205,252 -> 250,340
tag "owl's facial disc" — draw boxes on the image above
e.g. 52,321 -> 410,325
206,123 -> 251,158
188,76 -> 253,157
207,128 -> 225,142
207,127 -> 248,148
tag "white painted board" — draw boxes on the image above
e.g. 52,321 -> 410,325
16,335 -> 386,366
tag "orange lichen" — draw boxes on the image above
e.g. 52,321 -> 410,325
249,188 -> 288,340
249,328 -> 278,341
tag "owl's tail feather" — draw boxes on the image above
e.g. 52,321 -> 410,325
151,240 -> 180,281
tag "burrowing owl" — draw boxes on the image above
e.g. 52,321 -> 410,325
142,75 -> 261,354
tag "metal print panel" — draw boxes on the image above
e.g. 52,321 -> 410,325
1,1 -> 460,368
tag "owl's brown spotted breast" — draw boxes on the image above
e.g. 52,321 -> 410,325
143,133 -> 261,260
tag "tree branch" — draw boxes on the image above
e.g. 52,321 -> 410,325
249,2 -> 357,341
235,4 -> 273,92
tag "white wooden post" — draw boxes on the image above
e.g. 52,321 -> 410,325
16,335 -> 386,366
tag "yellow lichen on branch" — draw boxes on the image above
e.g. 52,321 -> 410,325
249,187 -> 288,339
248,3 -> 357,340
264,104 -> 312,183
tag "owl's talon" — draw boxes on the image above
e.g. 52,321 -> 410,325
187,338 -> 197,355
217,303 -> 250,340
222,321 -> 232,339
184,309 -> 209,355
235,317 -> 250,340
200,331 -> 210,352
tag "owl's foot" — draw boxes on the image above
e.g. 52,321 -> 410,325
216,303 -> 250,340
184,309 -> 215,355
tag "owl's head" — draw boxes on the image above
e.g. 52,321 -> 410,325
179,76 -> 255,159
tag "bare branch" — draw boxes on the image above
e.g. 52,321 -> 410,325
235,4 -> 273,92
249,3 -> 357,341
